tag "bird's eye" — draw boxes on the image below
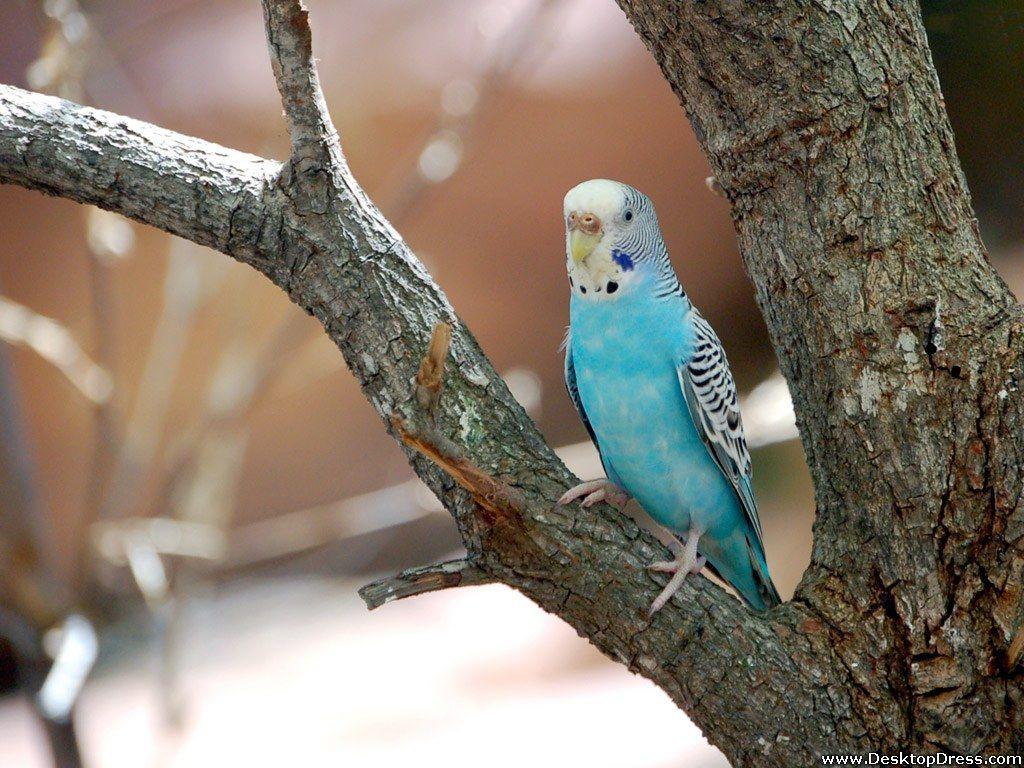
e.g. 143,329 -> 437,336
624,210 -> 634,222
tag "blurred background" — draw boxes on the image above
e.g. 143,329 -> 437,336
0,1 -> 1020,766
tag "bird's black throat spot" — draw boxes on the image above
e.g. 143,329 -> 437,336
580,285 -> 587,294
606,281 -> 619,294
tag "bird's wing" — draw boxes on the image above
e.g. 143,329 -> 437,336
678,312 -> 765,548
563,331 -> 616,479
563,330 -> 600,449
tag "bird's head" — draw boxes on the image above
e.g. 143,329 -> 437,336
563,179 -> 666,300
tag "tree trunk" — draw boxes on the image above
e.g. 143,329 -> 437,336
0,1 -> 1020,764
616,0 -> 1024,756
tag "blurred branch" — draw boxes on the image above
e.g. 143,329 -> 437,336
99,239 -> 218,522
36,615 -> 97,725
26,0 -> 94,102
0,296 -> 112,405
158,309 -> 309,493
359,559 -> 494,611
739,372 -> 798,449
78,210 -> 129,593
0,9 -> 106,766
0,607 -> 90,768
0,290 -> 62,626
222,479 -> 437,570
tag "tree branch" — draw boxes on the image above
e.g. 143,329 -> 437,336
0,87 -> 276,256
261,0 -> 337,159
359,559 -> 495,611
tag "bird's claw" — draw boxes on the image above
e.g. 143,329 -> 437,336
558,479 -> 629,509
646,533 -> 704,616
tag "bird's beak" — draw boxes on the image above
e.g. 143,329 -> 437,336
568,212 -> 602,265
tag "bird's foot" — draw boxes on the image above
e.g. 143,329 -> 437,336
647,555 -> 705,574
557,479 -> 630,509
646,530 -> 703,616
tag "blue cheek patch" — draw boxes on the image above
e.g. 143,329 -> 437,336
611,249 -> 635,271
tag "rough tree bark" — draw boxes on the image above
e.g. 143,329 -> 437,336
0,0 -> 1020,764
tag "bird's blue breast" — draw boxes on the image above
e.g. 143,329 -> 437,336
570,289 -> 742,537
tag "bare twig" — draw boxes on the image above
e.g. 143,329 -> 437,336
414,321 -> 452,414
359,559 -> 495,611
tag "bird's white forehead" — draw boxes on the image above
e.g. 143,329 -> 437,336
563,179 -> 628,219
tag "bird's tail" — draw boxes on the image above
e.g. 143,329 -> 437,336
699,536 -> 781,612
744,538 -> 781,611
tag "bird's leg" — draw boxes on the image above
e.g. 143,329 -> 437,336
557,479 -> 630,509
646,529 -> 704,616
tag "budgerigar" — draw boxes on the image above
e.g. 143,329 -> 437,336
558,179 -> 781,615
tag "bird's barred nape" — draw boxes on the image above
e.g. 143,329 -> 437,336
609,187 -> 683,299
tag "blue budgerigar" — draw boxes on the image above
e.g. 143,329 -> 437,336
558,179 -> 781,615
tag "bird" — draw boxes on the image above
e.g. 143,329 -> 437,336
557,178 -> 781,615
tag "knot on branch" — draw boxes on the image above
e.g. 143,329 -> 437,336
414,321 -> 451,414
